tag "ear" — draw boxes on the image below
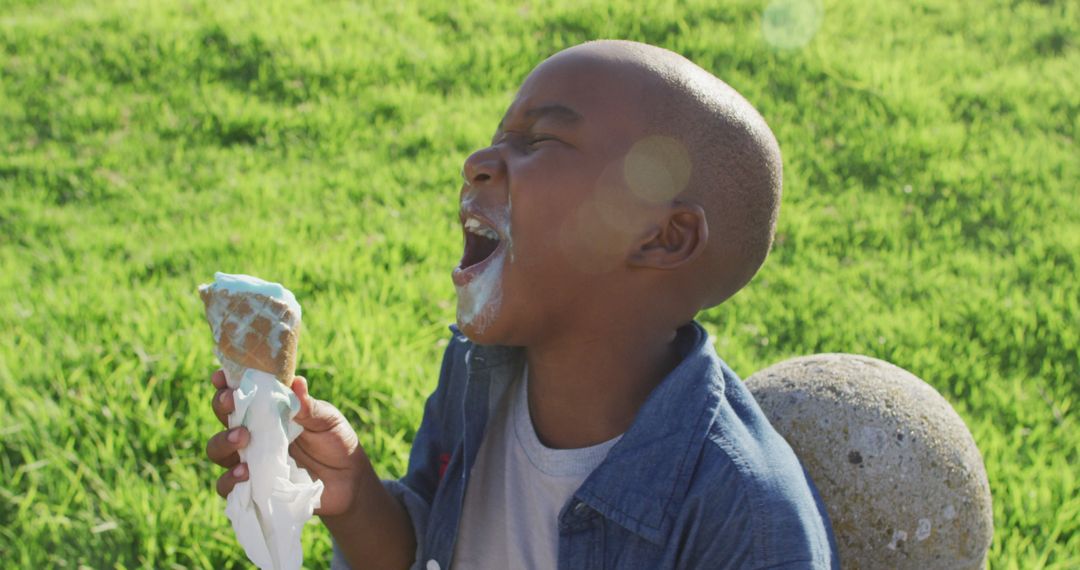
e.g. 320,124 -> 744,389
627,202 -> 708,270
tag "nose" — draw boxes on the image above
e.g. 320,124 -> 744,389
462,146 -> 504,186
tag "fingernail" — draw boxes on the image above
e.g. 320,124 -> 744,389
227,428 -> 240,443
233,464 -> 246,478
219,391 -> 228,404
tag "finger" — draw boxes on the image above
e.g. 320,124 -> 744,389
212,369 -> 227,389
290,375 -> 310,403
212,388 -> 234,427
288,438 -> 319,472
290,376 -> 317,425
216,463 -> 248,499
290,376 -> 340,433
206,427 -> 248,467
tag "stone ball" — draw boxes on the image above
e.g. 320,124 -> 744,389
745,354 -> 993,569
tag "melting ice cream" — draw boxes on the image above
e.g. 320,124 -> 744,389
198,273 -> 323,570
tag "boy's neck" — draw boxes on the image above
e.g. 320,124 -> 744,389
523,325 -> 683,450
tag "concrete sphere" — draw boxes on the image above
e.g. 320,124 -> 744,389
745,354 -> 993,569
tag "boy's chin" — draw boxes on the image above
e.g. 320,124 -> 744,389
454,315 -> 507,346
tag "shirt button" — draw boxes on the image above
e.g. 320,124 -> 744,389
574,502 -> 589,515
426,560 -> 440,570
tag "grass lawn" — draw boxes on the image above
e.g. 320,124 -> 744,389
1,0 -> 1077,567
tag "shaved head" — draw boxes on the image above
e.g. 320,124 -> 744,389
549,41 -> 783,310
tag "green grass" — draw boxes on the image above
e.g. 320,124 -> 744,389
0,0 -> 1076,567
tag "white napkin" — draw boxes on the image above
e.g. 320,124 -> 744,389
219,354 -> 324,570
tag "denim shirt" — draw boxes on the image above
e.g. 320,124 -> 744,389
333,321 -> 838,570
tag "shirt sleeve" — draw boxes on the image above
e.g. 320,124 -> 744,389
674,402 -> 839,570
330,332 -> 465,570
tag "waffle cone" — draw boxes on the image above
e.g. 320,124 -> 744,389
199,286 -> 301,386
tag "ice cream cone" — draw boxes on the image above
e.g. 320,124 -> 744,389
199,281 -> 301,386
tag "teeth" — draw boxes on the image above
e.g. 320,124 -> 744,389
464,218 -> 499,240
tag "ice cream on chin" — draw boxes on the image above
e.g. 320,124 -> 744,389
453,195 -> 512,334
198,273 -> 322,570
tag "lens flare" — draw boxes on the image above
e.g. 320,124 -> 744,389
762,0 -> 823,51
623,135 -> 692,204
557,195 -> 626,275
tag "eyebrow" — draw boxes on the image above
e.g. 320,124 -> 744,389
524,103 -> 583,123
497,103 -> 583,131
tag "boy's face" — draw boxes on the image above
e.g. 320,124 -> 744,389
453,49 -> 660,345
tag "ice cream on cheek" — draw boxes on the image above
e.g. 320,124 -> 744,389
453,193 -> 513,334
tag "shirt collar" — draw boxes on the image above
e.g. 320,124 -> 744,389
573,321 -> 725,544
451,321 -> 725,545
449,324 -> 521,373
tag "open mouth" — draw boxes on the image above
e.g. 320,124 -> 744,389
459,217 -> 502,270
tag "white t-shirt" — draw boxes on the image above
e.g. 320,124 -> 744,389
451,371 -> 622,569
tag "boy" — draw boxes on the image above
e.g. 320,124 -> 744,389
206,40 -> 838,569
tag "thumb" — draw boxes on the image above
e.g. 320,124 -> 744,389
290,376 -> 342,432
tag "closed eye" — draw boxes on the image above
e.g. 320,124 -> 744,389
527,134 -> 557,147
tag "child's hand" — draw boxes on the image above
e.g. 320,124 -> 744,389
205,369 -> 367,517
285,375 -> 368,516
